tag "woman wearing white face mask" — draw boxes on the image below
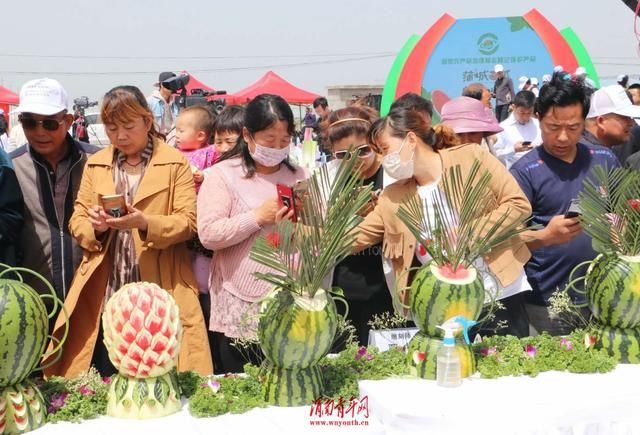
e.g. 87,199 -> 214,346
197,94 -> 308,373
353,102 -> 534,337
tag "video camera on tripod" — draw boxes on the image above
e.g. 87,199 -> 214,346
72,96 -> 98,115
161,74 -> 227,112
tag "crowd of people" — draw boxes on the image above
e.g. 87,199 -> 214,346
1,63 -> 639,376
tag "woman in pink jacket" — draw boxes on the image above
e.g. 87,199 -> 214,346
197,94 -> 308,374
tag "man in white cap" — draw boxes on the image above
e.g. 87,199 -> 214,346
581,84 -> 640,149
492,64 -> 515,122
9,78 -> 99,311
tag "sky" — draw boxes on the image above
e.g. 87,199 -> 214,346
1,0 -> 639,102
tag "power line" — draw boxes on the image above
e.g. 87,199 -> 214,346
0,51 -> 395,60
0,54 -> 394,75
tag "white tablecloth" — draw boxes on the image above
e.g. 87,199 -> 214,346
31,399 -> 383,435
359,365 -> 640,435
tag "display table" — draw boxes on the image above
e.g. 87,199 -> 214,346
27,366 -> 640,435
30,399 -> 384,435
359,365 -> 640,435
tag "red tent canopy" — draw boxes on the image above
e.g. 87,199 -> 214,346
0,86 -> 19,105
232,71 -> 320,105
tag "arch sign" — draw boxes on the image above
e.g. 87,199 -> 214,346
381,9 -> 599,118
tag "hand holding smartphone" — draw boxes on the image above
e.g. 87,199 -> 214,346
565,198 -> 582,219
100,194 -> 128,218
277,184 -> 297,222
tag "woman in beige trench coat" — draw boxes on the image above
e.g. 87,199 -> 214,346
44,86 -> 212,378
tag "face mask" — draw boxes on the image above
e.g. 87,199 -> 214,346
249,138 -> 290,167
382,136 -> 414,180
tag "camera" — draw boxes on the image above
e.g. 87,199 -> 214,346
72,96 -> 98,114
163,73 -> 228,112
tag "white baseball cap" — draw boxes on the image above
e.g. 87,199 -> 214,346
553,65 -> 564,73
587,84 -> 640,119
542,74 -> 552,83
494,64 -> 504,73
13,78 -> 68,115
530,77 -> 539,86
575,66 -> 587,77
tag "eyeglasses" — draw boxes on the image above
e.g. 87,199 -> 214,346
333,144 -> 373,160
19,116 -> 65,131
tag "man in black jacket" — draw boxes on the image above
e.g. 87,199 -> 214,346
0,148 -> 24,266
10,78 -> 99,302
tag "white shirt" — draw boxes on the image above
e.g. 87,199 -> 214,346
493,114 -> 542,168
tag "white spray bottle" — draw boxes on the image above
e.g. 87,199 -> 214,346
436,316 -> 477,387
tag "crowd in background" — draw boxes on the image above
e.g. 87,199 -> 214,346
1,63 -> 639,376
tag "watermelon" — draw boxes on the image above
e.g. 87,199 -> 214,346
0,279 -> 49,388
595,324 -> 640,363
258,288 -> 337,406
0,380 -> 46,434
409,263 -> 484,337
406,332 -> 475,380
586,255 -> 640,329
106,371 -> 181,420
262,364 -> 323,407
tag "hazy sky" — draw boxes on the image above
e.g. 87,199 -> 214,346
1,0 -> 638,101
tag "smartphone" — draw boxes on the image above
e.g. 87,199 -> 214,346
565,198 -> 582,218
100,194 -> 128,218
277,184 -> 297,222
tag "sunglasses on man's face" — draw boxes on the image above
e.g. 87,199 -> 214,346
333,144 -> 373,160
19,116 -> 65,131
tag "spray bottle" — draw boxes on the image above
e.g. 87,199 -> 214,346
436,316 -> 477,387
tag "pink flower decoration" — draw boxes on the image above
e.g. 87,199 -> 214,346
366,353 -> 374,361
560,338 -> 573,351
355,346 -> 368,360
102,377 -> 112,385
480,346 -> 497,357
79,385 -> 95,396
201,379 -> 221,393
526,344 -> 537,358
48,392 -> 69,413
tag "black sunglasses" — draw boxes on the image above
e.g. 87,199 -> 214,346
333,144 -> 373,160
19,116 -> 65,131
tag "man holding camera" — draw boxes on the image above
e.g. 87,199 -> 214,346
10,78 -> 99,306
147,71 -> 181,139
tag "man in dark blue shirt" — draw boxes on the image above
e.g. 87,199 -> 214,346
510,72 -> 621,335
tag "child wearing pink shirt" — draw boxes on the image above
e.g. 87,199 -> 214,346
176,106 -> 218,323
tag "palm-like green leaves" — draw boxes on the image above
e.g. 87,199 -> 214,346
579,165 -> 640,255
397,160 -> 529,270
250,155 -> 372,297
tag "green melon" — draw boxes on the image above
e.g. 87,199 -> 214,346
0,279 -> 49,387
409,263 -> 484,337
587,255 -> 640,329
258,289 -> 337,406
406,332 -> 475,380
0,380 -> 46,434
595,324 -> 640,363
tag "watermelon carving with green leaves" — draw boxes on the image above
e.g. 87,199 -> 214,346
258,288 -> 337,406
0,279 -> 48,387
409,263 -> 485,337
586,255 -> 640,329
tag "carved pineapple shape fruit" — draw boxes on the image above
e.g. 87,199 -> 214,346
103,282 -> 183,378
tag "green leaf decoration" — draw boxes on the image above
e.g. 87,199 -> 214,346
507,17 -> 532,33
579,165 -> 640,255
132,379 -> 149,409
154,376 -> 170,406
250,146 -> 371,298
397,160 -> 530,270
170,369 -> 180,396
113,374 -> 128,404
